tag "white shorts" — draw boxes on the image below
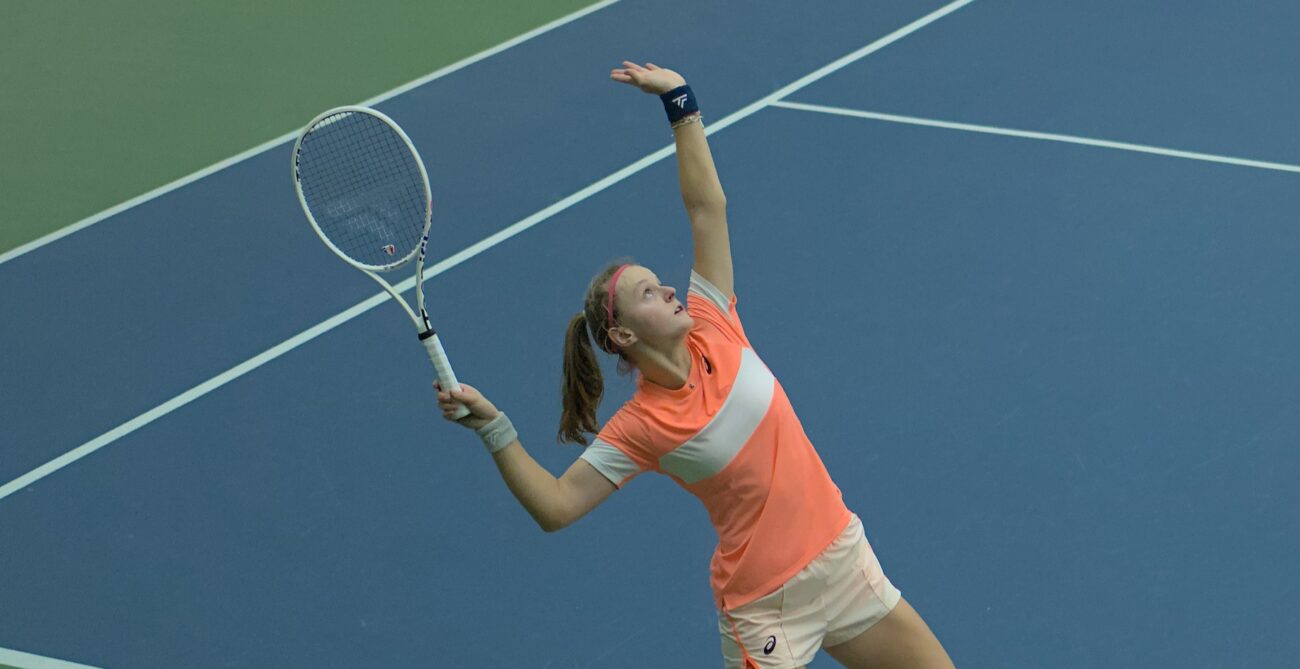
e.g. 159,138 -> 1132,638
718,514 -> 902,668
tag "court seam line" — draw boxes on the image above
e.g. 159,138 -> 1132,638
0,646 -> 102,669
0,0 -> 978,502
770,100 -> 1300,173
0,0 -> 621,268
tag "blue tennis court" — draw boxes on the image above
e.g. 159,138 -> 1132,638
2,1 -> 1297,666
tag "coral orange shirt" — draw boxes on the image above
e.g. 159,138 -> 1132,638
580,271 -> 851,611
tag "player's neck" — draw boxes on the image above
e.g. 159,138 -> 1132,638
632,340 -> 692,390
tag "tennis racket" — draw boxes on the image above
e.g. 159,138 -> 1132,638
291,105 -> 470,419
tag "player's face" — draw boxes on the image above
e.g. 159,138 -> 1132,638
611,266 -> 692,346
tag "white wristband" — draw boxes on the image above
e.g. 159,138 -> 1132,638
475,412 -> 518,454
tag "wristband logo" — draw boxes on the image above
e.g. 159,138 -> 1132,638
671,94 -> 689,108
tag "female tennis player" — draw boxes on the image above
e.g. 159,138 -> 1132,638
435,61 -> 954,669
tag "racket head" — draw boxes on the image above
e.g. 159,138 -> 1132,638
292,106 -> 433,272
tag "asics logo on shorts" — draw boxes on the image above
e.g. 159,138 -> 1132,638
763,635 -> 777,655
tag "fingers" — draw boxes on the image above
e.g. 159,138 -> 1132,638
434,380 -> 478,415
611,61 -> 677,92
433,380 -> 474,394
436,393 -> 468,419
432,380 -> 487,426
434,382 -> 464,405
614,60 -> 650,83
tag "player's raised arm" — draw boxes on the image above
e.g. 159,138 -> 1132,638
611,61 -> 733,300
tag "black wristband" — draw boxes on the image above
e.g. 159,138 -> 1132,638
659,85 -> 699,124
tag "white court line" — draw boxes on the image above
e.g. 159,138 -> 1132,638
0,0 -> 977,502
0,646 -> 102,669
0,0 -> 621,268
770,100 -> 1300,174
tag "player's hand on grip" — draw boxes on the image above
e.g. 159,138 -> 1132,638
610,61 -> 686,95
435,381 -> 498,431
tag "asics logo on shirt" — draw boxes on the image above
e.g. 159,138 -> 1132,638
763,636 -> 777,655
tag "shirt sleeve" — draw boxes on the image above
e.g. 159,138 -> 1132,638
579,438 -> 644,489
687,270 -> 750,346
581,407 -> 657,489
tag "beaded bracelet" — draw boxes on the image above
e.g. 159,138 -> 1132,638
671,113 -> 703,130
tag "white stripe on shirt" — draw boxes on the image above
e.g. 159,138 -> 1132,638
658,347 -> 775,484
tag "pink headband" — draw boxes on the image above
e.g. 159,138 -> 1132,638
605,264 -> 631,336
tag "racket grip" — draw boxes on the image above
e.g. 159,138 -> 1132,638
420,331 -> 470,420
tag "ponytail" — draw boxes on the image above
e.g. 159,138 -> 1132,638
558,312 -> 603,445
557,259 -> 636,445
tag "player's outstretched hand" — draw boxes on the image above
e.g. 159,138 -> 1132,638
610,61 -> 686,95
435,381 -> 498,431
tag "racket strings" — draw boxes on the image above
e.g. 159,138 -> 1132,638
296,111 -> 428,269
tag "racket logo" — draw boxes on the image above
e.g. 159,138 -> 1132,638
671,94 -> 688,108
382,244 -> 397,256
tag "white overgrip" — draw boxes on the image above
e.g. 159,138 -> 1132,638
421,332 -> 470,419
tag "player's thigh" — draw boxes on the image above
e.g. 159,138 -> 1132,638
821,597 -> 954,669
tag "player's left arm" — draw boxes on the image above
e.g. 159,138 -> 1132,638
611,61 -> 734,300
